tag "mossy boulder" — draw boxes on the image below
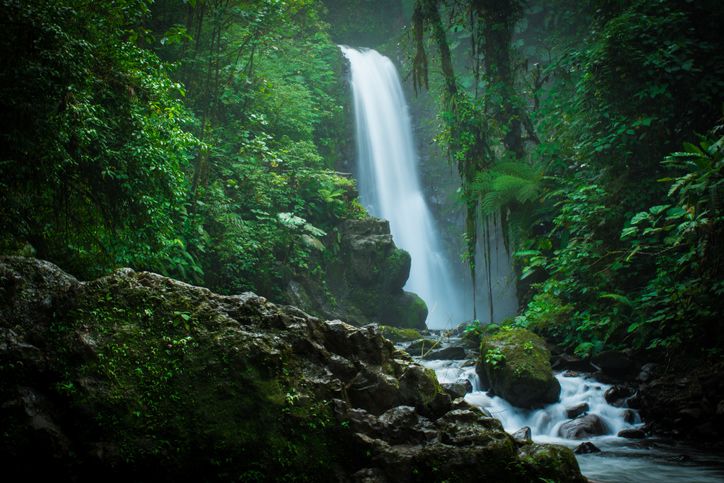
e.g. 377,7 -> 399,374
379,326 -> 423,342
476,328 -> 560,408
0,256 -> 585,483
284,216 -> 428,330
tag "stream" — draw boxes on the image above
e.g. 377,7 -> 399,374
413,338 -> 724,483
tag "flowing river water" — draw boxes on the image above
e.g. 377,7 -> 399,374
417,339 -> 724,483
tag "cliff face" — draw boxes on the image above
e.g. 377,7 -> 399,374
0,256 -> 584,482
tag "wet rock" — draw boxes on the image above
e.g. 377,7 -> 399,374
558,414 -> 608,439
284,216 -> 428,330
563,370 -> 580,377
566,402 -> 589,419
591,350 -> 632,374
512,426 -> 532,441
551,353 -> 597,373
404,339 -> 439,356
679,408 -> 703,420
476,328 -> 560,408
604,385 -> 634,407
636,363 -> 661,383
351,467 -> 388,483
617,428 -> 646,439
440,383 -> 467,400
454,377 -> 473,394
422,345 -> 466,360
347,404 -> 586,482
622,409 -> 638,424
573,442 -> 601,454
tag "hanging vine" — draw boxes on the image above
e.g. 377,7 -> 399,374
411,0 -> 529,320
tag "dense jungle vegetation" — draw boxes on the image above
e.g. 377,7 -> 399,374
1,0 -> 723,364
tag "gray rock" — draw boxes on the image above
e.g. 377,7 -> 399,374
440,383 -> 468,400
566,402 -> 589,419
422,346 -> 466,360
622,409 -> 638,424
558,414 -> 608,439
0,256 -> 587,483
283,216 -> 428,330
454,378 -> 473,394
604,385 -> 633,407
512,426 -> 532,441
405,339 -> 439,356
551,353 -> 597,372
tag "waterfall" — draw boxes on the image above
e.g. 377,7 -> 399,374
341,46 -> 463,329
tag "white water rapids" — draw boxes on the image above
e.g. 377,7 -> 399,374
420,347 -> 724,483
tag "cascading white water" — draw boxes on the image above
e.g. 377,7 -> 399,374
341,46 -> 463,329
420,353 -> 724,483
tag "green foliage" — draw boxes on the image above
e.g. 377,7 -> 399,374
0,0 -> 365,304
485,347 -> 507,368
0,0 -> 197,278
498,0 -> 724,358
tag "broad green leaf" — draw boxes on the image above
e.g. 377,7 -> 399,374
649,205 -> 671,215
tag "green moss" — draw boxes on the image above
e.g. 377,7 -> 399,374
379,326 -> 423,342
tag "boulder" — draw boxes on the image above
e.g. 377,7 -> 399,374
617,428 -> 646,439
0,256 -> 587,482
475,328 -> 560,408
622,409 -> 638,424
404,339 -> 440,357
551,353 -> 597,373
566,402 -> 589,419
636,362 -> 661,383
512,426 -> 532,441
454,377 -> 473,394
379,326 -> 423,343
573,442 -> 601,454
604,385 -> 634,407
283,216 -> 428,330
558,414 -> 608,439
440,383 -> 468,400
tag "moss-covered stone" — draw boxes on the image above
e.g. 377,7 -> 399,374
0,257 -> 586,483
476,328 -> 560,408
379,326 -> 423,342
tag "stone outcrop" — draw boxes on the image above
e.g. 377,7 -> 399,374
476,328 -> 560,408
0,256 -> 585,482
284,217 -> 428,330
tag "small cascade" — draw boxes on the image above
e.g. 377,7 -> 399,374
340,46 -> 463,329
465,373 -> 641,441
417,341 -> 724,483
